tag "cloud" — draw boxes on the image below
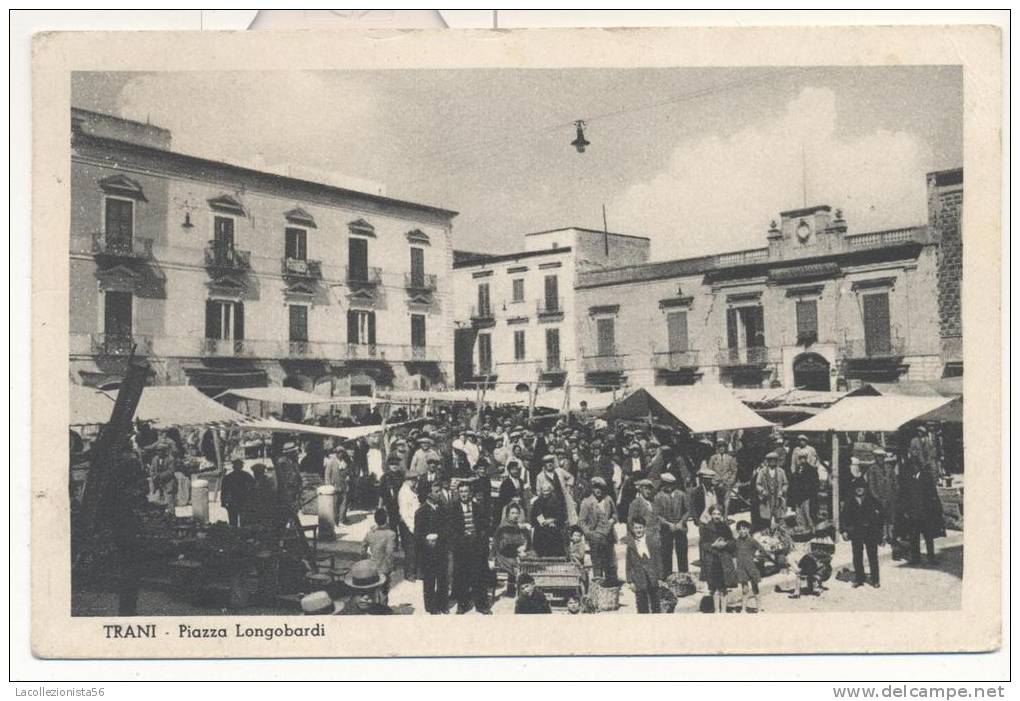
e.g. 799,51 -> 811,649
611,86 -> 934,260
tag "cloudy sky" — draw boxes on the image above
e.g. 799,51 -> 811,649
73,66 -> 961,259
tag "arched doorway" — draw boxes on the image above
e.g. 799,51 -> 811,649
792,352 -> 831,391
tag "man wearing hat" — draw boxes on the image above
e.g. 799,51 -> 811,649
841,478 -> 884,588
414,481 -> 452,614
409,435 -> 441,482
396,465 -> 421,582
323,445 -> 350,527
536,453 -> 578,526
337,560 -> 393,614
627,478 -> 660,548
578,476 -> 619,582
689,465 -> 719,526
220,458 -> 254,527
789,452 -> 819,533
703,439 -> 739,518
300,590 -> 339,615
653,473 -> 690,575
497,457 -> 530,524
755,452 -> 788,527
791,434 -> 820,473
867,449 -> 898,544
448,480 -> 493,614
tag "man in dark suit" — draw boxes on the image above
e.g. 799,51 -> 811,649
414,481 -> 451,614
220,458 -> 254,527
841,478 -> 885,588
496,459 -> 530,522
447,481 -> 492,614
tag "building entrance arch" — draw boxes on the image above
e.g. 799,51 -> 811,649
792,352 -> 831,391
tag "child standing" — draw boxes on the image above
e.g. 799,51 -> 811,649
567,525 -> 587,569
733,520 -> 769,613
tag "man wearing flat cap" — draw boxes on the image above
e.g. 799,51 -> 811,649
653,473 -> 690,575
841,478 -> 884,588
755,451 -> 788,527
578,475 -> 619,582
702,438 -> 739,518
627,478 -> 660,549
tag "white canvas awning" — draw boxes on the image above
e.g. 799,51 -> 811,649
216,387 -> 384,405
785,395 -> 957,433
240,417 -> 386,440
608,386 -> 774,434
105,386 -> 251,428
533,388 -> 620,412
69,384 -> 115,426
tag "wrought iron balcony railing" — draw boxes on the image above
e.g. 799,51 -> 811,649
91,333 -> 152,357
839,336 -> 906,360
347,342 -> 379,359
404,272 -> 438,292
282,257 -> 323,279
470,305 -> 495,322
652,349 -> 700,371
345,266 -> 382,286
537,297 -> 565,317
204,244 -> 251,271
201,338 -> 251,357
715,346 -> 772,367
92,233 -> 153,259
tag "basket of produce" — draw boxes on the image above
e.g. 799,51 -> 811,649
665,572 -> 698,598
588,577 -> 621,612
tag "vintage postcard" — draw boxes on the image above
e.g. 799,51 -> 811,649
31,25 -> 1002,658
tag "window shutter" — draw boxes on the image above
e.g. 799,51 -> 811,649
796,300 -> 817,341
596,318 -> 615,355
205,300 -> 220,339
863,293 -> 891,355
368,312 -> 376,345
411,314 -> 426,347
234,302 -> 244,340
750,306 -> 766,348
544,275 -> 558,310
546,329 -> 560,368
410,248 -> 425,286
667,312 -> 688,352
347,310 -> 358,344
726,308 -> 739,349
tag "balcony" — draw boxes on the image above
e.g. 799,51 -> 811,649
405,344 -> 440,362
715,346 -> 772,367
345,266 -> 382,287
652,349 -> 700,371
840,336 -> 906,360
582,353 -> 626,373
470,305 -> 495,327
91,333 -> 152,357
404,272 -> 438,292
282,257 -> 322,279
844,227 -> 928,251
204,244 -> 251,272
92,233 -> 153,259
201,337 -> 252,357
536,297 -> 565,320
347,342 -> 379,360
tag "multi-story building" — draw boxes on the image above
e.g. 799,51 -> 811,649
451,227 -> 650,389
928,167 -> 964,377
69,108 -> 458,397
573,171 -> 962,391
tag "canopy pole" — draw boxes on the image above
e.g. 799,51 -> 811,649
831,431 -> 840,539
528,383 -> 537,422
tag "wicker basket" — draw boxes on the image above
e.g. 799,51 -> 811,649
518,556 -> 585,595
665,572 -> 698,598
589,578 -> 621,611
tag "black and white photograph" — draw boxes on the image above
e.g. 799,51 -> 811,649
23,22 -> 1002,663
66,63 -> 967,619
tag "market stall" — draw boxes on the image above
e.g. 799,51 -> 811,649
608,385 -> 775,434
785,394 -> 961,535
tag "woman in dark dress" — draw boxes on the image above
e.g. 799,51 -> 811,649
898,463 -> 946,564
530,481 -> 567,556
491,502 -> 532,596
700,504 -> 737,614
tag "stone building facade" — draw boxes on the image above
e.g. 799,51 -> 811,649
69,108 -> 458,397
451,227 -> 650,389
574,173 -> 961,391
928,167 -> 964,376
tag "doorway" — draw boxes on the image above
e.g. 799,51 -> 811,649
792,352 -> 831,391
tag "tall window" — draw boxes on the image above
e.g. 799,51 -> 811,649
410,314 -> 426,348
726,306 -> 765,349
285,227 -> 307,261
862,292 -> 891,355
348,237 -> 369,281
795,299 -> 818,344
666,311 -> 689,353
213,216 -> 234,251
477,333 -> 492,374
104,291 -> 133,338
477,283 -> 491,316
347,309 -> 376,345
288,305 -> 308,342
596,317 -> 616,356
545,328 -> 561,370
513,329 -> 526,361
512,278 -> 525,303
104,198 -> 133,244
410,247 -> 425,287
205,300 -> 244,341
543,275 -> 559,312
